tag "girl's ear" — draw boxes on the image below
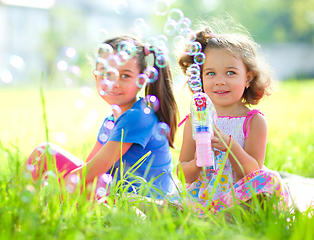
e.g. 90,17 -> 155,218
93,70 -> 97,82
246,71 -> 254,87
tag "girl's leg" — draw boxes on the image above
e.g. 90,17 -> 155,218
25,142 -> 84,181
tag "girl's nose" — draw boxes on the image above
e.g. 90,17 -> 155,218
215,76 -> 226,86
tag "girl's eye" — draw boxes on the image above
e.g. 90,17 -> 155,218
206,72 -> 215,76
121,74 -> 130,79
227,71 -> 236,75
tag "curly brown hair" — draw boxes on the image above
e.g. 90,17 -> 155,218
178,24 -> 274,105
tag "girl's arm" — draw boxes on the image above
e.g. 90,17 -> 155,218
66,141 -> 132,184
86,141 -> 103,163
177,117 -> 202,183
212,114 -> 267,178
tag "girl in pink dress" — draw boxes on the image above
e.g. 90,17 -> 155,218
167,25 -> 290,214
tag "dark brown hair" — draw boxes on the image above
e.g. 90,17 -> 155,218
178,24 -> 274,105
102,35 -> 179,147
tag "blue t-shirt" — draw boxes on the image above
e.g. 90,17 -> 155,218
97,98 -> 174,198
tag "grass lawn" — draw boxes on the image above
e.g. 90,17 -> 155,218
0,79 -> 314,239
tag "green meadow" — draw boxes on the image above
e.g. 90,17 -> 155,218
0,79 -> 314,239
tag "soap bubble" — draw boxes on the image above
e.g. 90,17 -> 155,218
154,122 -> 170,141
55,132 -> 67,143
141,95 -> 160,114
9,55 -> 24,68
57,60 -> 68,71
145,37 -> 158,46
101,173 -> 113,184
105,120 -> 115,130
177,17 -> 192,35
98,79 -> 113,96
137,73 -> 149,88
144,66 -> 159,83
99,43 -> 114,58
65,47 -> 77,58
0,69 -> 13,83
117,41 -> 137,58
167,8 -> 184,21
99,133 -> 108,142
106,66 -> 120,82
111,104 -> 122,116
164,19 -> 177,36
154,0 -> 170,16
194,52 -> 206,65
188,78 -> 202,92
155,54 -> 168,68
114,0 -> 128,15
186,42 -> 202,56
70,174 -> 80,184
96,187 -> 107,197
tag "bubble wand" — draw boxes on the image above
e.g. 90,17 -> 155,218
186,53 -> 217,168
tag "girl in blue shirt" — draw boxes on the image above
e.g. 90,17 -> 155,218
25,35 -> 179,199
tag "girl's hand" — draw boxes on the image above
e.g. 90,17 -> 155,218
211,124 -> 230,152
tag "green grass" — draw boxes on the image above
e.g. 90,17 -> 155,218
0,79 -> 314,239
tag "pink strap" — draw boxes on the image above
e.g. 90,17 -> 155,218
178,114 -> 190,127
243,109 -> 264,138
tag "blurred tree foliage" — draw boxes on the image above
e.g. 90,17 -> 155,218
165,0 -> 314,44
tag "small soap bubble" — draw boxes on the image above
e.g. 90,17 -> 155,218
99,133 -> 108,142
101,173 -> 113,184
186,42 -> 202,56
75,99 -> 85,109
194,52 -> 206,65
186,67 -> 200,77
106,66 -> 120,82
154,0 -> 170,16
98,79 -> 113,96
81,86 -> 93,97
156,34 -> 168,46
97,29 -> 109,42
188,79 -> 202,92
70,174 -> 80,184
96,57 -> 109,70
26,164 -> 35,172
145,37 -> 158,46
0,69 -> 13,83
155,54 -> 168,68
96,187 -> 107,197
167,8 -> 184,21
177,18 -> 192,35
144,66 -> 159,83
107,54 -> 121,69
64,77 -> 73,86
55,132 -> 67,143
117,51 -> 130,65
134,18 -> 146,28
189,63 -> 201,71
66,184 -> 75,193
9,55 -> 24,68
164,19 -> 177,36
137,73 -> 149,88
65,47 -> 77,58
185,30 -> 197,42
57,60 -> 68,71
111,104 -> 122,116
114,0 -> 128,15
117,41 -> 137,58
141,95 -> 160,114
99,43 -> 114,59
70,65 -> 81,77
105,120 -> 115,130
154,122 -> 170,141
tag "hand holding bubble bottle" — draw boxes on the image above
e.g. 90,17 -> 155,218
191,92 -> 217,169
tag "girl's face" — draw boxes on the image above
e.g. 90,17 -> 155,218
95,57 -> 141,114
202,48 -> 251,112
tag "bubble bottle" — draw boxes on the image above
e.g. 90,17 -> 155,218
190,84 -> 217,169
